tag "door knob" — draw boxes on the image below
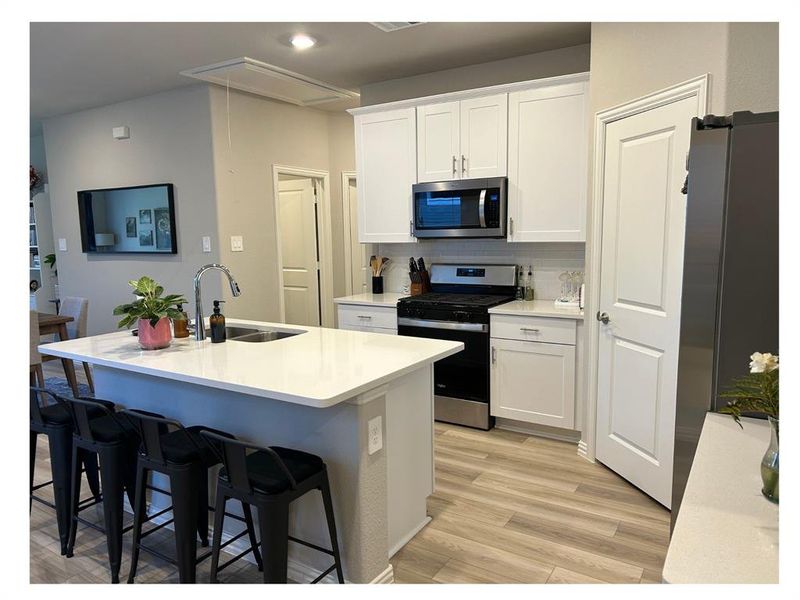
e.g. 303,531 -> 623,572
596,311 -> 610,324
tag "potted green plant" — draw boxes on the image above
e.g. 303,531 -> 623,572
113,276 -> 187,350
719,352 -> 779,503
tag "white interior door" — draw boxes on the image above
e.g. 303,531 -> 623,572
278,178 -> 320,326
595,96 -> 697,508
345,177 -> 372,295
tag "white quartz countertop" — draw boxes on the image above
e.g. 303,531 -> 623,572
488,299 -> 584,320
663,412 -> 778,583
333,292 -> 407,307
38,318 -> 463,408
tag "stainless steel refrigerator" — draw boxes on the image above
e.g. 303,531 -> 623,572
672,111 -> 779,529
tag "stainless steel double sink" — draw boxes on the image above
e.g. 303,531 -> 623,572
204,326 -> 305,343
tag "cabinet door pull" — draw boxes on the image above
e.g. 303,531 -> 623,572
509,217 -> 515,236
461,154 -> 466,176
410,219 -> 414,237
357,315 -> 372,320
491,346 -> 497,364
452,155 -> 457,176
520,327 -> 540,333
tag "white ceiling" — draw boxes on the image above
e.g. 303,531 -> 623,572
30,22 -> 590,132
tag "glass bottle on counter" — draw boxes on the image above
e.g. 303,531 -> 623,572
516,265 -> 525,300
172,303 -> 190,338
210,300 -> 226,343
524,265 -> 535,301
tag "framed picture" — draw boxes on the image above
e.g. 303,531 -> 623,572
139,209 -> 152,225
139,229 -> 153,247
154,207 -> 172,250
126,217 -> 137,238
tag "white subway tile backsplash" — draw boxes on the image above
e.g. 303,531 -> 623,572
376,240 -> 585,300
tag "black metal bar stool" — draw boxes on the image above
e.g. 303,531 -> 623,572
200,430 -> 344,584
30,387 -> 106,555
63,396 -> 140,583
121,411 -> 262,584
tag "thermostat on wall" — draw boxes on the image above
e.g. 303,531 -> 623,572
112,126 -> 130,140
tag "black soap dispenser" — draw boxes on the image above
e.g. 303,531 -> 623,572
209,300 -> 226,343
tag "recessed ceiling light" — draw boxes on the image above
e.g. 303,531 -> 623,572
291,34 -> 316,50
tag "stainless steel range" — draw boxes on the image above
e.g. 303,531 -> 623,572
397,264 -> 517,430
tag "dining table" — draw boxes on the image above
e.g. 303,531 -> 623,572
37,312 -> 79,396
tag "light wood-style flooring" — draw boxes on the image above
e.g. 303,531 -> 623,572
31,363 -> 670,583
389,422 -> 670,584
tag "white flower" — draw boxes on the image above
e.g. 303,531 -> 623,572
750,352 -> 779,373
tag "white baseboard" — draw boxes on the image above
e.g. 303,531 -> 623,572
370,564 -> 395,584
495,417 -> 581,443
389,516 -> 431,558
577,439 -> 594,462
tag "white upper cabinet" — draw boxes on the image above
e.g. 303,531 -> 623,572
350,73 -> 588,244
355,107 -> 417,243
417,101 -> 460,183
507,79 -> 589,242
460,93 -> 508,179
416,93 -> 508,183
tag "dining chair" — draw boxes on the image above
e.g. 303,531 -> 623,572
59,296 -> 94,392
30,310 -> 45,389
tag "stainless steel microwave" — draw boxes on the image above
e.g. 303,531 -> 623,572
412,177 -> 507,239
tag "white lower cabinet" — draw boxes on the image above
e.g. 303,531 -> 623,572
336,303 -> 398,335
490,318 -> 577,429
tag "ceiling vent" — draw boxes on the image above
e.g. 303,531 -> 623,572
180,57 -> 359,107
369,22 -> 424,33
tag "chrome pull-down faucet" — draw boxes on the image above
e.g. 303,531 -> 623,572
193,264 -> 242,341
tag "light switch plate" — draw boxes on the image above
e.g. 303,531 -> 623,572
202,236 -> 211,253
368,416 -> 383,455
58,238 -> 67,252
230,236 -> 244,252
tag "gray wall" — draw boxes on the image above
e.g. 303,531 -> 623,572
208,86 -> 354,322
360,44 -> 591,106
327,111 -> 356,298
43,85 -> 222,334
30,134 -> 48,181
726,22 -> 779,113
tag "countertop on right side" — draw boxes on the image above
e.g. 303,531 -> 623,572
488,299 -> 584,320
663,412 -> 778,583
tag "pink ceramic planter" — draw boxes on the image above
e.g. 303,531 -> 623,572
137,317 -> 172,350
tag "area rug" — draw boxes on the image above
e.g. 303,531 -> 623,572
42,377 -> 94,399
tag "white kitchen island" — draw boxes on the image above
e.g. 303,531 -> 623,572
39,319 -> 463,584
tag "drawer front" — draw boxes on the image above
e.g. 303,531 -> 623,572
338,322 -> 397,335
337,304 -> 398,330
490,314 -> 576,345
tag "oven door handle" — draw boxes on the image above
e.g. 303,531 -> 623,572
398,317 -> 488,333
478,189 -> 487,228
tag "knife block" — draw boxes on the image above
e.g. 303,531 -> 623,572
409,270 -> 431,296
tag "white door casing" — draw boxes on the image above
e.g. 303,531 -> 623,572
460,93 -> 508,179
341,173 -> 372,296
277,178 -> 320,326
594,90 -> 703,508
417,101 -> 461,182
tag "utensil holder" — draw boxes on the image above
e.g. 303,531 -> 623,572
372,276 -> 384,294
